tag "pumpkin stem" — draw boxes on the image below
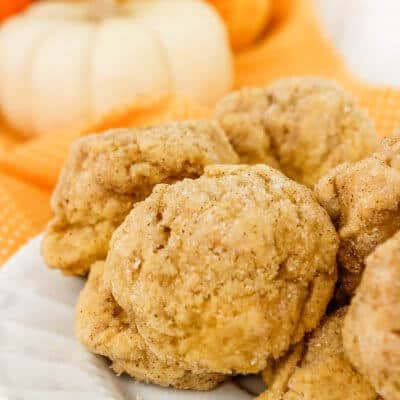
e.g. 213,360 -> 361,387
89,0 -> 119,20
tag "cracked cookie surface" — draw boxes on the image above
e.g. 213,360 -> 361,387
314,132 -> 400,295
258,308 -> 376,400
75,261 -> 225,390
343,231 -> 400,400
105,165 -> 338,374
215,77 -> 377,187
42,121 -> 238,276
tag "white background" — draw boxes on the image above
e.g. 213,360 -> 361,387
316,0 -> 400,86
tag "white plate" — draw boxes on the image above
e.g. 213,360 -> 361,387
0,235 -> 264,399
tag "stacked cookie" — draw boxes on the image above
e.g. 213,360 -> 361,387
42,77 -> 399,399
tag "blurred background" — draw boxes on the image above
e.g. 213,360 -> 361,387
1,0 -> 400,262
317,0 -> 400,86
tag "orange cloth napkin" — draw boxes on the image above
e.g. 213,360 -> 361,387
1,0 -> 400,264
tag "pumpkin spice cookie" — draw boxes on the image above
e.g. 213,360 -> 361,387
105,164 -> 338,375
314,132 -> 400,295
257,308 -> 377,400
42,121 -> 238,276
75,261 -> 225,390
215,77 -> 377,187
343,231 -> 400,400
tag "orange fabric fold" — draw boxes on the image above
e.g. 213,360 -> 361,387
1,0 -> 400,263
234,0 -> 400,136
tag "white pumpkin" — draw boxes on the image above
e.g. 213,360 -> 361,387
0,0 -> 233,137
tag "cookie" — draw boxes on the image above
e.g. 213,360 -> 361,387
42,121 -> 238,275
215,77 -> 377,187
343,231 -> 400,400
105,164 -> 338,374
75,261 -> 225,390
